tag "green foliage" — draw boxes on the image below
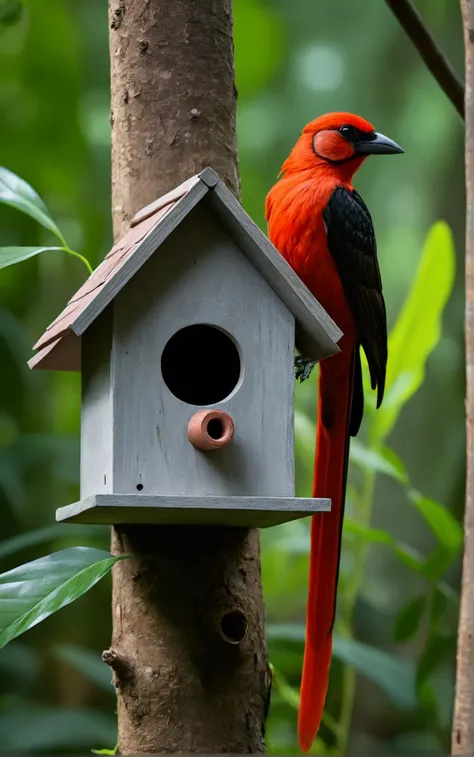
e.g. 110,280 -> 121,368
394,596 -> 426,642
268,624 -> 418,709
0,708 -> 117,753
0,0 -> 463,754
370,221 -> 456,440
55,644 -> 115,694
0,166 -> 64,240
0,1 -> 23,27
0,548 -> 122,649
0,245 -> 65,269
0,166 -> 93,273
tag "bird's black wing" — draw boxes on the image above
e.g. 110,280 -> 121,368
323,186 -> 387,436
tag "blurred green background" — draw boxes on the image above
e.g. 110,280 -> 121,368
0,0 -> 465,754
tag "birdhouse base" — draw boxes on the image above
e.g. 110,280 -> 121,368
55,494 -> 331,528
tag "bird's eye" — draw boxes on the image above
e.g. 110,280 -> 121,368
339,125 -> 356,140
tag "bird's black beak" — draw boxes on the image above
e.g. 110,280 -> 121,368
356,131 -> 404,156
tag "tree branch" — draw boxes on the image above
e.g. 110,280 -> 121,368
385,0 -> 464,119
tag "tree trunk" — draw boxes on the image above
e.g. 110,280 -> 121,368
105,1 -> 269,752
453,2 -> 472,753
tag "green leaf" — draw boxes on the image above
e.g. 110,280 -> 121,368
267,625 -> 417,709
332,636 -> 417,709
0,166 -> 65,241
343,519 -> 394,546
0,246 -> 64,270
380,444 -> 409,482
430,588 -> 448,624
0,1 -> 23,26
0,547 -> 124,649
55,644 -> 114,694
373,221 -> 455,440
421,545 -> 458,582
416,632 -> 456,688
350,439 -> 408,482
394,596 -> 426,642
343,520 -> 436,577
410,491 -> 463,554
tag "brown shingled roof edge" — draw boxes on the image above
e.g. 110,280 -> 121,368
28,167 -> 342,372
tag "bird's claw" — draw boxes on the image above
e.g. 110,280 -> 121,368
294,356 -> 316,383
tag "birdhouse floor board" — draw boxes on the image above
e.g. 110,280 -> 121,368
55,494 -> 331,528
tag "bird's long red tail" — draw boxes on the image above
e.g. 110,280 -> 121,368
297,346 -> 356,752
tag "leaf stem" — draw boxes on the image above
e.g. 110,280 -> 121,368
62,246 -> 93,275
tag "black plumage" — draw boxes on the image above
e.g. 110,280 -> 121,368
323,185 -> 387,436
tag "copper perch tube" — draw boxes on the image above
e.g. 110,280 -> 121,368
187,409 -> 235,451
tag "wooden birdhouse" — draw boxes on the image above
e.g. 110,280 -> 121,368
28,168 -> 342,528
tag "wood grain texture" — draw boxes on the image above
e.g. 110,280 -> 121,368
56,493 -> 331,527
204,180 -> 342,361
453,2 -> 471,753
111,203 -> 295,498
80,309 -> 113,499
130,174 -> 201,226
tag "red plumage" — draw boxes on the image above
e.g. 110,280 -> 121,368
265,112 -> 403,752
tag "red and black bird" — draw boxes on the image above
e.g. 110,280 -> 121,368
265,112 -> 403,752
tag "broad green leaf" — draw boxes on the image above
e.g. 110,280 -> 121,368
392,544 -> 428,574
394,596 -> 426,642
0,708 -> 116,752
267,625 -> 417,709
380,444 -> 409,483
410,491 -> 463,554
332,636 -> 417,709
0,166 -> 64,240
55,644 -> 114,693
421,545 -> 458,582
350,439 -> 407,482
0,547 -> 124,649
373,221 -> 455,440
344,519 -> 394,546
343,520 -> 434,577
0,246 -> 64,270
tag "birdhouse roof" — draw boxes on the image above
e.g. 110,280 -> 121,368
28,167 -> 342,371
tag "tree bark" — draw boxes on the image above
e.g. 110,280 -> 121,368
106,1 -> 269,753
108,0 -> 239,238
453,2 -> 473,753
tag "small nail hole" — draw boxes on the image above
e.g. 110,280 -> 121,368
207,418 -> 224,440
136,484 -> 143,491
220,610 -> 247,644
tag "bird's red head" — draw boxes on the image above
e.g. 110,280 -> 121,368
280,111 -> 403,183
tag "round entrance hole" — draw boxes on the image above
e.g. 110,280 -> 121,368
161,324 -> 241,406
